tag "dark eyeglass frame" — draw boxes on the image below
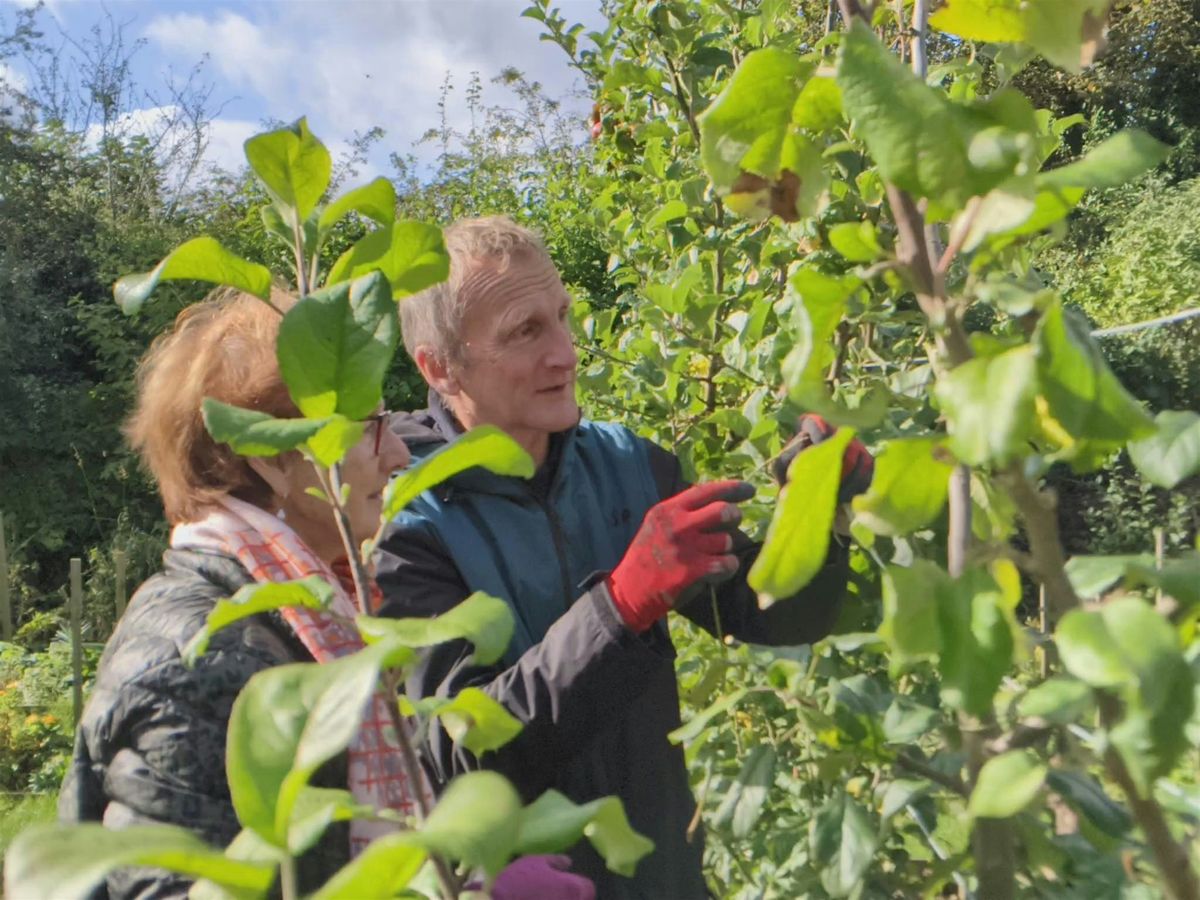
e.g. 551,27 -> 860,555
367,411 -> 393,455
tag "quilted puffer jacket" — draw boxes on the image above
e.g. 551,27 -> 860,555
58,548 -> 348,900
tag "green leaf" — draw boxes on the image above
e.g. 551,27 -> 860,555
880,560 -> 948,663
326,221 -> 449,299
1039,130 -> 1170,192
305,416 -> 368,468
882,697 -> 939,744
418,771 -> 522,876
715,744 -> 777,839
276,271 -> 398,420
930,0 -> 1113,74
1065,554 -> 1154,600
936,346 -> 1038,466
1128,410 -> 1200,489
852,437 -> 953,536
969,750 -> 1046,819
792,75 -> 843,132
287,787 -> 370,856
244,117 -> 331,224
837,22 -> 979,211
698,47 -> 816,191
382,425 -> 535,520
184,577 -> 333,664
431,687 -> 523,755
309,833 -> 426,900
647,199 -> 689,229
1056,597 -> 1195,792
516,790 -> 655,878
1016,676 -> 1093,724
4,824 -> 274,900
809,791 -> 878,898
781,268 -> 858,401
319,177 -> 397,232
1036,301 -> 1155,446
828,221 -> 884,262
226,641 -> 411,846
668,688 -> 751,745
202,399 -> 327,457
1045,770 -> 1132,837
749,428 -> 855,604
937,565 -> 1019,717
358,591 -> 514,667
113,237 -> 272,314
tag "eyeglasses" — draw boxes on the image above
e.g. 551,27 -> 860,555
366,411 -> 393,456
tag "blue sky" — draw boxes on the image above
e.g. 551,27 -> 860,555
1,0 -> 603,176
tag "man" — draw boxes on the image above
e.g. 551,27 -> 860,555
375,216 -> 871,898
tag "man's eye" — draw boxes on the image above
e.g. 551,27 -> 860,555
519,322 -> 540,338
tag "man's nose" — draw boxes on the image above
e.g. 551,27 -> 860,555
547,322 -> 578,370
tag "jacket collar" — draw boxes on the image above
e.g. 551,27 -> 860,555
420,389 -> 579,501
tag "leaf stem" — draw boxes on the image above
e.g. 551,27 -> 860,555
280,855 -> 299,900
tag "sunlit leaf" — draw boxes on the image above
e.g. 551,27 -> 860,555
184,577 -> 333,664
430,687 -> 523,755
969,750 -> 1046,819
853,437 -> 953,536
202,399 -> 328,457
936,346 -> 1038,466
309,833 -> 425,900
244,117 -> 332,224
516,790 -> 655,877
326,220 -> 449,298
226,640 -> 412,846
417,771 -> 522,877
4,825 -> 274,900
749,428 -> 854,604
358,591 -> 514,666
276,271 -> 398,420
319,177 -> 397,232
382,426 -> 535,520
114,237 -> 272,314
1127,410 -> 1200,489
1036,302 -> 1155,447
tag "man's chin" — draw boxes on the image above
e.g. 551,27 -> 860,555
545,403 -> 581,433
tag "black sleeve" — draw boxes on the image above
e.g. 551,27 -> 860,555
641,439 -> 850,647
374,519 -> 674,801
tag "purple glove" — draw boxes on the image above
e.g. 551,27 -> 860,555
490,855 -> 595,900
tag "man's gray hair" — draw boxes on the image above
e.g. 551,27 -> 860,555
400,215 -> 551,361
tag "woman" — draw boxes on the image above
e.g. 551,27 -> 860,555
59,288 -> 591,899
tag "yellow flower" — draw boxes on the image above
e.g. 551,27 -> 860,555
41,714 -> 57,726
25,713 -> 39,725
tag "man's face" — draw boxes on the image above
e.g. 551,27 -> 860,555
447,252 -> 579,453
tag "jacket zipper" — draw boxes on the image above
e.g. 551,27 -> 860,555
534,494 -> 574,610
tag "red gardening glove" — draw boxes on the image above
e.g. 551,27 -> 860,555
490,855 -> 595,900
771,414 -> 874,503
606,480 -> 756,633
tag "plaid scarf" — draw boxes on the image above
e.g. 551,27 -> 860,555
172,495 -> 433,856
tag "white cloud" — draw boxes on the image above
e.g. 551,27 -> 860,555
141,1 -> 601,168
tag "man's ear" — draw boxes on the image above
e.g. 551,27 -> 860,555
414,345 -> 461,397
246,457 -> 290,500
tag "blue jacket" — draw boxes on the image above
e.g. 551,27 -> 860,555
396,418 -> 661,663
377,395 -> 850,899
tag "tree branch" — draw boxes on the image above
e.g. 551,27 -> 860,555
1100,696 -> 1200,900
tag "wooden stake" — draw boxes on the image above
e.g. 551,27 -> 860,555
70,558 -> 84,727
114,549 -> 128,622
0,512 -> 11,641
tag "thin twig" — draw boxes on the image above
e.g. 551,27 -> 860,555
896,752 -> 968,797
